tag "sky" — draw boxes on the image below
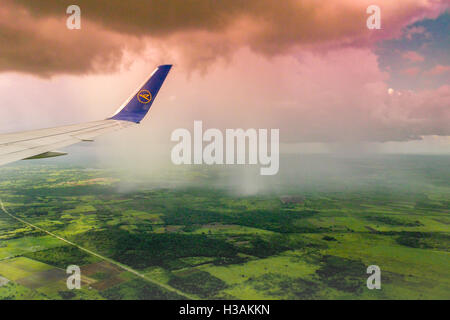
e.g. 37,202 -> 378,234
0,0 -> 449,155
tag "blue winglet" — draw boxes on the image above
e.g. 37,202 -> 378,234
109,64 -> 172,123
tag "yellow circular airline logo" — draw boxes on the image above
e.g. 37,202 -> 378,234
137,89 -> 152,104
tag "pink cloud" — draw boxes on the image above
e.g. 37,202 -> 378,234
401,67 -> 421,76
425,64 -> 450,75
1,47 -> 448,144
126,48 -> 448,143
402,51 -> 425,62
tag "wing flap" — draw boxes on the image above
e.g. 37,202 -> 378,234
24,151 -> 68,160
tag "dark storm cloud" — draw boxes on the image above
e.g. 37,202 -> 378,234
0,0 -> 140,77
2,0 -> 446,76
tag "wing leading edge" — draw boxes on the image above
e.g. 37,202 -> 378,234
0,65 -> 172,167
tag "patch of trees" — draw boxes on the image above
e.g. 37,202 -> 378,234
322,236 -> 337,241
394,232 -> 450,250
24,246 -> 96,269
169,271 -> 227,298
73,229 -> 239,269
367,216 -> 423,227
316,255 -> 366,294
58,291 -> 76,300
101,279 -> 186,300
162,208 -> 319,233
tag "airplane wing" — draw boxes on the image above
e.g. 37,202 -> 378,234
0,65 -> 172,167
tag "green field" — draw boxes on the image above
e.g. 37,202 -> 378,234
0,155 -> 448,300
